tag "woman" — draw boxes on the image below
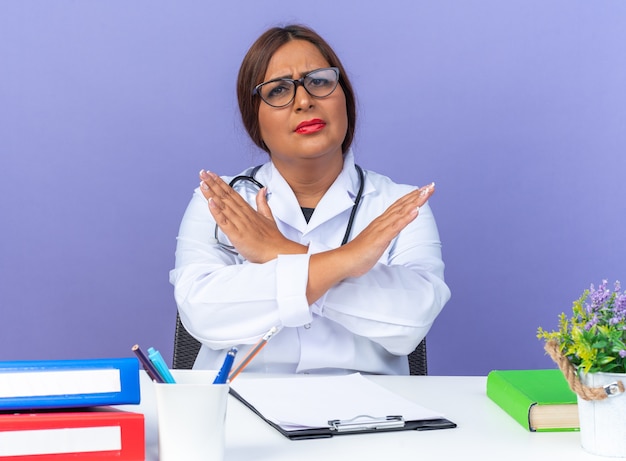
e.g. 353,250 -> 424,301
169,24 -> 451,375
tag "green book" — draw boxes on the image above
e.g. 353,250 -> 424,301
486,369 -> 579,432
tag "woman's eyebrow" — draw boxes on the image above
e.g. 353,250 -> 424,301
265,68 -> 319,81
265,73 -> 292,81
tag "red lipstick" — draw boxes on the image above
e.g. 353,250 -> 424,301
295,119 -> 326,134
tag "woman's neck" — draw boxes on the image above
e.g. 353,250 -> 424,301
273,156 -> 344,208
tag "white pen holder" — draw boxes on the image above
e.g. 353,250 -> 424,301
154,370 -> 229,461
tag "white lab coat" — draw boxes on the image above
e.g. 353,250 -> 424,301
169,150 -> 451,375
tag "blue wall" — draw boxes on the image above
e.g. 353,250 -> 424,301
1,1 -> 624,375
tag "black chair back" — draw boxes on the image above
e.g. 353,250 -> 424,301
173,313 -> 201,369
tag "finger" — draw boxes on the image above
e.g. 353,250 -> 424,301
208,197 -> 238,231
200,170 -> 251,221
199,170 -> 233,205
199,170 -> 241,199
383,182 -> 435,217
199,171 -> 252,234
415,182 -> 436,214
199,170 -> 213,200
418,182 -> 435,201
199,170 -> 233,200
255,188 -> 274,220
378,182 -> 436,228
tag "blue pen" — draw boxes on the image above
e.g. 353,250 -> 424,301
213,347 -> 238,384
147,347 -> 176,384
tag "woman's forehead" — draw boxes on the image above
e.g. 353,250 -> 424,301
263,40 -> 330,81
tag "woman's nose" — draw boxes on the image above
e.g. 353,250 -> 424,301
293,84 -> 313,111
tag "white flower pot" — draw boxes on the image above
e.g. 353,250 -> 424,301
578,371 -> 626,457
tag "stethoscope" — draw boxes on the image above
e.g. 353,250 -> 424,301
214,164 -> 365,255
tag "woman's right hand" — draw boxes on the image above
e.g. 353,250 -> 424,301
200,169 -> 307,263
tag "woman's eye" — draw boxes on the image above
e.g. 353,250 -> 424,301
308,78 -> 330,88
266,82 -> 291,99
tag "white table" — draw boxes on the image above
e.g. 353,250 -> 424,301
123,372 -> 607,461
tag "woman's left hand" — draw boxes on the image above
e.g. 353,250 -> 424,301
199,170 -> 306,262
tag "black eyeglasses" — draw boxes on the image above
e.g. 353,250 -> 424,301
253,67 -> 340,108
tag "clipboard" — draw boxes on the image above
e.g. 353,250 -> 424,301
229,374 -> 456,440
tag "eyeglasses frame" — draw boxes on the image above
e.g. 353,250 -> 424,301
252,67 -> 341,108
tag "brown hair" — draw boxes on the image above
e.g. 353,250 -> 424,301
237,25 -> 356,154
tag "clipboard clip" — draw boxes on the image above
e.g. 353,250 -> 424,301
328,415 -> 405,432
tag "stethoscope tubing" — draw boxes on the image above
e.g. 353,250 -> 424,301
214,164 -> 364,254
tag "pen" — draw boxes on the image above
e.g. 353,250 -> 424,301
132,344 -> 165,383
213,347 -> 238,384
147,347 -> 176,384
228,326 -> 280,382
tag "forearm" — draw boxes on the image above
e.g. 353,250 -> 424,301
173,263 -> 277,346
172,256 -> 315,348
306,245 -> 357,304
316,260 -> 450,355
304,201 -> 451,356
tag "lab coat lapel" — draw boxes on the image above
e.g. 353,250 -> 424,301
304,170 -> 355,234
265,166 -> 308,232
263,151 -> 365,236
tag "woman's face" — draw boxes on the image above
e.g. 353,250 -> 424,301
257,40 -> 348,167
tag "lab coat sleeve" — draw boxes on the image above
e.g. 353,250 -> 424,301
169,188 -> 312,349
308,201 -> 451,356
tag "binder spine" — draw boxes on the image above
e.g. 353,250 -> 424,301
0,410 -> 145,460
0,358 -> 141,410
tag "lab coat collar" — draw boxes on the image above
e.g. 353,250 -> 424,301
259,149 -> 370,236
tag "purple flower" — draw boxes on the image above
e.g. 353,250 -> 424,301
587,280 -> 611,313
539,279 -> 626,373
585,314 -> 599,330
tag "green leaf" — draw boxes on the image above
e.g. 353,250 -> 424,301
596,355 -> 616,366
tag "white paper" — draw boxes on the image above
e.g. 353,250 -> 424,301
231,373 -> 444,430
0,426 -> 121,456
0,369 -> 121,398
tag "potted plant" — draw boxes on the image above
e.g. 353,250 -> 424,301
538,279 -> 626,457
